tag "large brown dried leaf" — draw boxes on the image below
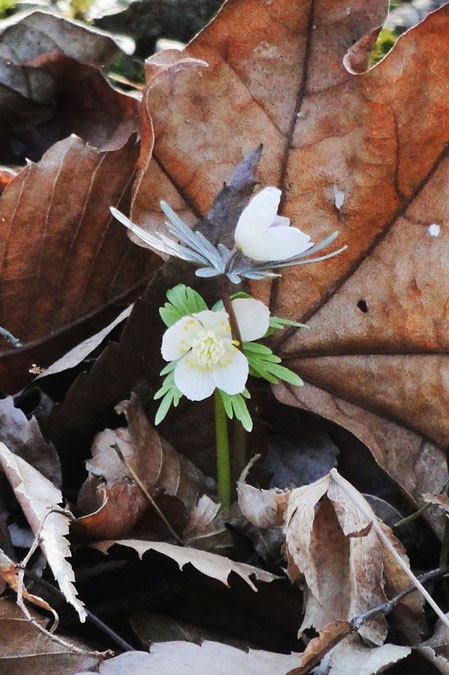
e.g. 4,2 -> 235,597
0,132 -> 154,390
125,0 -> 449,526
0,442 -> 85,622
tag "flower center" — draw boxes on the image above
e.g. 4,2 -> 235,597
191,329 -> 230,367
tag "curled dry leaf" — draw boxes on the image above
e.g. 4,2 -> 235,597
237,456 -> 289,529
77,642 -> 301,675
283,470 -> 422,645
239,465 -> 423,645
183,495 -> 233,552
91,539 -> 279,591
124,0 -> 449,533
75,394 -> 210,540
0,443 -> 86,622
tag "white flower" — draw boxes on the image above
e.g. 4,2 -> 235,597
234,187 -> 314,261
111,189 -> 346,284
161,298 -> 269,401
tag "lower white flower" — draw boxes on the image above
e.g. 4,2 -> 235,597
234,187 -> 314,261
161,298 -> 269,401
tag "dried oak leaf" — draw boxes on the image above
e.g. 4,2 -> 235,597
125,0 -> 449,530
74,394 -> 210,540
91,539 -> 278,591
0,597 -> 99,674
0,442 -> 86,622
0,131 -> 154,392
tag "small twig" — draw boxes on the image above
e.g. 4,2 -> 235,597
24,569 -> 135,653
112,443 -> 184,545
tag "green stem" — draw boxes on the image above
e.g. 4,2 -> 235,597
215,390 -> 231,508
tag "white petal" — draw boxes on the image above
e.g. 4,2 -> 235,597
161,316 -> 201,361
234,187 -> 282,254
193,308 -> 230,338
271,215 -> 290,228
174,356 -> 216,401
213,348 -> 249,395
232,298 -> 269,342
249,227 -> 313,262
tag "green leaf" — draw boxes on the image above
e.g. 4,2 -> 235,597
269,316 -> 309,330
155,391 -> 175,425
232,395 -> 253,432
161,284 -> 207,326
264,363 -> 303,386
242,342 -> 273,355
219,390 -> 234,419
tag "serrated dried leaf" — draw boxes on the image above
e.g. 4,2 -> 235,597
77,642 -> 301,674
91,539 -> 279,591
0,443 -> 85,622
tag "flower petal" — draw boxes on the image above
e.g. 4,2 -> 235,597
161,316 -> 201,361
174,356 -> 216,401
246,226 -> 313,262
193,308 -> 230,338
232,298 -> 270,342
213,348 -> 249,395
234,187 -> 282,253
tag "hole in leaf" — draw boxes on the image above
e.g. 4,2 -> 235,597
357,300 -> 368,313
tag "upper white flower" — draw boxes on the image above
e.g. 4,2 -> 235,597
234,187 -> 314,262
161,298 -> 269,401
111,189 -> 345,284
